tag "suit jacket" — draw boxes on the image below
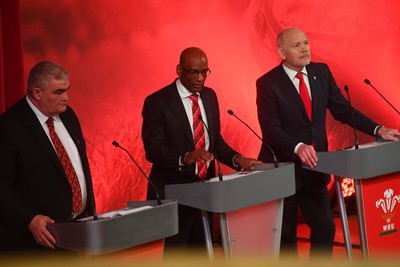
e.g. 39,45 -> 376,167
0,97 -> 96,251
142,80 -> 239,199
256,62 -> 378,188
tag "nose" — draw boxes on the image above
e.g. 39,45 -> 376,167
195,73 -> 205,81
301,43 -> 309,52
63,91 -> 69,101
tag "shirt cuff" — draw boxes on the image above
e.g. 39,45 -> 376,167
233,154 -> 243,167
179,152 -> 189,166
374,125 -> 383,136
294,142 -> 304,154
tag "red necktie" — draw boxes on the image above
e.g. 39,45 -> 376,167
188,94 -> 207,180
46,117 -> 83,215
296,72 -> 312,121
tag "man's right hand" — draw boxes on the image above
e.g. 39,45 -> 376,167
297,144 -> 318,168
182,148 -> 214,165
28,215 -> 56,249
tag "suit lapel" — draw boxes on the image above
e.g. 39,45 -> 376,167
199,89 -> 215,151
167,83 -> 195,147
306,64 -> 319,120
21,101 -> 67,177
60,111 -> 84,155
277,66 -> 310,121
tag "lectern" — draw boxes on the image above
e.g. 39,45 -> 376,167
165,162 -> 295,259
307,141 -> 400,259
48,200 -> 178,255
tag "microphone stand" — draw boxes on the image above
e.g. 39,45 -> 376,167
227,109 -> 279,167
364,79 -> 400,116
198,115 -> 223,181
112,141 -> 162,205
344,86 -> 359,149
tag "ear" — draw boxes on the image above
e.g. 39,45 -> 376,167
176,65 -> 182,76
31,87 -> 42,101
277,47 -> 286,60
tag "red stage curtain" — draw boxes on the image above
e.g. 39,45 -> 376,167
0,0 -> 24,114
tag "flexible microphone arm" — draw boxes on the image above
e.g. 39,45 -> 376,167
198,115 -> 223,181
344,86 -> 359,149
364,79 -> 400,116
227,109 -> 278,168
86,177 -> 98,221
112,141 -> 162,205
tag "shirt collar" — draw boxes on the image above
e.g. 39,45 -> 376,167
176,79 -> 199,100
25,95 -> 60,125
282,63 -> 308,81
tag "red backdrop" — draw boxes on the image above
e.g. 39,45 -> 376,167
19,0 -> 400,213
0,0 -> 24,113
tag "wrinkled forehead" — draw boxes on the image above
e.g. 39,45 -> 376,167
180,54 -> 208,72
282,29 -> 307,45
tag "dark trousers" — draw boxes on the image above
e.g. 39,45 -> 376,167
280,174 -> 335,258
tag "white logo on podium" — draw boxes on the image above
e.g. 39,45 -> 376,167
375,188 -> 400,234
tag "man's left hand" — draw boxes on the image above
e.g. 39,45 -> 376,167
378,126 -> 400,142
235,156 -> 263,170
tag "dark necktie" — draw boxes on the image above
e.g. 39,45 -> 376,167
46,117 -> 83,215
296,72 -> 312,121
188,94 -> 207,180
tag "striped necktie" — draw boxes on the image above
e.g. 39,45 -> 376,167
188,94 -> 207,180
46,117 -> 83,215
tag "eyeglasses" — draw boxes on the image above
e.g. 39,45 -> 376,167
180,66 -> 211,78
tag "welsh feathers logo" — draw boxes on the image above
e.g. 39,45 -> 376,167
375,188 -> 400,236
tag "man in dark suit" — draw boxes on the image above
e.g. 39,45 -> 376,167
256,27 -> 399,257
0,61 -> 96,252
142,47 -> 261,252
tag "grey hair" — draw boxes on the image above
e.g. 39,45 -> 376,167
27,61 -> 69,93
277,31 -> 285,48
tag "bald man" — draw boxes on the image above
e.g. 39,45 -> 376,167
142,47 -> 260,253
256,27 -> 399,257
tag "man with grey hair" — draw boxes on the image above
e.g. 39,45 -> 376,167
0,61 -> 96,252
256,27 -> 399,257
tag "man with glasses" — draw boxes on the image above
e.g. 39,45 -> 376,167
142,47 -> 260,254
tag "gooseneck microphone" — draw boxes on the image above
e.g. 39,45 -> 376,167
227,109 -> 278,168
198,115 -> 223,181
364,79 -> 400,116
112,141 -> 162,205
344,86 -> 359,149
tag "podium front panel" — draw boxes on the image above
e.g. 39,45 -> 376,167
302,141 -> 400,259
226,199 -> 283,258
48,200 -> 178,255
165,163 -> 295,212
359,173 -> 400,258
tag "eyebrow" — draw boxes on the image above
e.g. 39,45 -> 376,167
54,83 -> 71,92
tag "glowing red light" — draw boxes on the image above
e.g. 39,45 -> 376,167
341,178 -> 355,197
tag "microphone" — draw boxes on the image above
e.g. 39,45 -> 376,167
227,109 -> 278,168
86,176 -> 98,221
198,115 -> 223,181
344,86 -> 359,149
364,79 -> 400,116
112,141 -> 162,205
